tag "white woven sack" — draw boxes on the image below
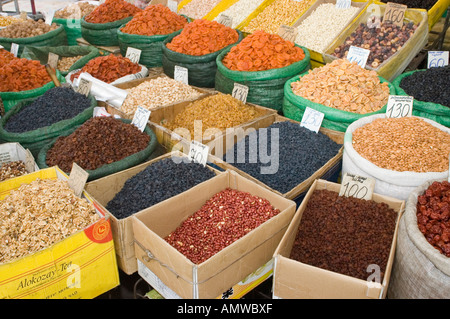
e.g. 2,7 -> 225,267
387,179 -> 450,299
342,114 -> 449,201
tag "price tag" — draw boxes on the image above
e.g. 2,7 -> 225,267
339,173 -> 375,201
189,140 -> 209,167
346,45 -> 370,68
10,43 -> 19,57
76,78 -> 92,97
336,0 -> 351,9
427,51 -> 449,68
131,106 -> 151,132
383,2 -> 406,27
174,65 -> 188,84
232,83 -> 249,104
300,107 -> 324,133
68,162 -> 89,197
47,52 -> 59,69
217,14 -> 233,28
386,95 -> 413,118
45,9 -> 55,25
24,149 -> 36,173
167,0 -> 178,12
125,47 -> 142,64
277,25 -> 297,42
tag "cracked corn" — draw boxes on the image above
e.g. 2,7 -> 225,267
0,179 -> 99,264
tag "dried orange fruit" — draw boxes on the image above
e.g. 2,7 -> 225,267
85,0 -> 141,23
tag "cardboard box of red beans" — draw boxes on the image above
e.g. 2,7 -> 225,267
132,169 -> 296,299
272,179 -> 405,299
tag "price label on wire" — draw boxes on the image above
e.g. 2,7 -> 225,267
383,2 -> 406,27
125,47 -> 142,64
427,51 -> 449,68
174,65 -> 188,85
346,45 -> 370,68
10,43 -> 19,57
131,106 -> 151,132
189,140 -> 209,167
232,83 -> 249,103
300,107 -> 324,133
339,173 -> 375,201
386,95 -> 413,118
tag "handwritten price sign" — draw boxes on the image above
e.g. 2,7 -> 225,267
339,173 -> 375,201
300,107 -> 324,133
131,106 -> 151,132
189,140 -> 209,167
386,95 -> 413,118
346,45 -> 370,68
232,83 -> 249,104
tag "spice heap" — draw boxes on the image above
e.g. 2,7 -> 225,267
291,58 -> 390,114
0,15 -> 20,27
120,76 -> 202,116
121,4 -> 188,36
399,66 -> 450,107
352,117 -> 450,172
54,2 -> 97,19
222,30 -> 305,71
46,117 -> 150,172
289,188 -> 398,281
0,178 -> 99,264
243,0 -> 313,34
332,22 -> 417,68
213,0 -> 265,29
178,0 -> 221,20
166,19 -> 239,56
417,181 -> 450,257
224,121 -> 341,194
106,157 -> 216,218
0,19 -> 58,38
163,93 -> 266,138
0,58 -> 52,92
165,188 -> 281,264
57,55 -> 84,72
4,87 -> 92,133
84,0 -> 141,23
294,3 -> 360,54
0,161 -> 28,181
70,54 -> 141,83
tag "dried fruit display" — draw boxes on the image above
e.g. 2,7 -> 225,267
84,0 -> 141,23
166,19 -> 238,56
165,188 -> 281,264
178,0 -> 221,20
291,58 -> 390,114
70,54 -> 141,84
417,181 -> 450,257
0,19 -> 58,38
121,4 -> 188,36
0,161 -> 28,181
57,55 -> 84,72
0,15 -> 20,27
0,58 -> 52,92
222,30 -> 305,71
54,2 -> 97,19
0,48 -> 17,67
212,0 -> 265,29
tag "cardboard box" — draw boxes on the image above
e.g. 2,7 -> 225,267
208,115 -> 344,200
132,170 -> 296,299
0,167 -> 120,299
0,142 -> 40,174
85,151 -> 223,275
272,179 -> 405,299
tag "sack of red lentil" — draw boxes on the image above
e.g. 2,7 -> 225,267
387,179 -> 450,299
342,114 -> 450,201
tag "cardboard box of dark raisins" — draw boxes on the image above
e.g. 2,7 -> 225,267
272,179 -> 405,299
132,170 -> 297,299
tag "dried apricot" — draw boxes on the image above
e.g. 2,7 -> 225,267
85,0 -> 141,23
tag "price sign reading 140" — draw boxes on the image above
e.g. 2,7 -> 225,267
346,45 -> 370,68
386,95 -> 413,118
339,173 -> 375,201
189,140 -> 209,167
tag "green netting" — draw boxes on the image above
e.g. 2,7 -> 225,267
37,119 -> 159,181
53,17 -> 82,46
80,16 -> 133,46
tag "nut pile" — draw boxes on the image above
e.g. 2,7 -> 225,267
165,188 -> 281,264
0,19 -> 58,38
84,0 -> 141,23
4,87 -> 92,133
417,181 -> 450,257
289,188 -> 398,281
0,178 -> 99,264
106,157 -> 216,218
0,15 -> 20,27
120,76 -> 202,116
178,0 -> 222,20
294,3 -> 360,53
46,117 -> 150,172
54,2 -> 97,19
222,30 -> 305,71
352,117 -> 450,172
121,4 -> 188,36
291,58 -> 390,114
0,161 -> 28,181
57,55 -> 84,72
0,58 -> 52,92
163,93 -> 266,138
243,0 -> 313,34
213,0 -> 265,29
332,22 -> 417,68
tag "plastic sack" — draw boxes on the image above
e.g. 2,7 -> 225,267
80,16 -> 133,46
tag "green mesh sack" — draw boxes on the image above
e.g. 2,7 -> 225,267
161,29 -> 243,88
53,17 -> 83,46
0,93 -> 97,157
80,16 -> 133,46
392,70 -> 450,127
37,119 -> 158,181
0,24 -> 67,57
214,45 -> 310,111
21,45 -> 101,76
282,73 -> 396,132
0,71 -> 66,113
